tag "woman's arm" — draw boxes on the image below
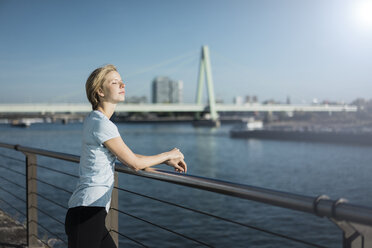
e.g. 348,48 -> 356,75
104,136 -> 186,172
136,154 -> 187,173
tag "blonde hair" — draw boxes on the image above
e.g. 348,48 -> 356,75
85,64 -> 117,110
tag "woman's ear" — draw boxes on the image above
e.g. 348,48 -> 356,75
97,88 -> 104,98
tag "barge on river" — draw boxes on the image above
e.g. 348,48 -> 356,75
230,120 -> 372,146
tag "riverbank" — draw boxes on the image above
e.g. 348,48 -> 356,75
0,209 -> 26,248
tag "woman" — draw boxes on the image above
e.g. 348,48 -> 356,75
65,64 -> 187,248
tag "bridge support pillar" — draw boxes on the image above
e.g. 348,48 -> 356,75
195,45 -> 219,126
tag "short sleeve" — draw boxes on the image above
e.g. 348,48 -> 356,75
93,118 -> 120,144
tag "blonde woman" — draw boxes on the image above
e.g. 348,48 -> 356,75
65,64 -> 187,248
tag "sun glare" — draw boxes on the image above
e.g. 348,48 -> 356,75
354,0 -> 372,29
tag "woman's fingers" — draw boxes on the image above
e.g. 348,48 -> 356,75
168,159 -> 187,173
173,164 -> 184,172
174,160 -> 187,173
178,159 -> 187,173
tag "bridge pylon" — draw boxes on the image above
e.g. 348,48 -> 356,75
195,46 -> 219,125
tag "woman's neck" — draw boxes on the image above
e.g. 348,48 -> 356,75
96,102 -> 116,119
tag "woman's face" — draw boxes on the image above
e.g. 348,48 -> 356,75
99,71 -> 126,103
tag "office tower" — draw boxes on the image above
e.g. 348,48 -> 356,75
245,95 -> 251,104
152,76 -> 183,103
252,95 -> 258,103
234,96 -> 243,105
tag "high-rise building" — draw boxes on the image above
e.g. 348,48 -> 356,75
286,96 -> 291,105
152,76 -> 183,103
234,96 -> 243,105
252,95 -> 258,103
245,95 -> 251,104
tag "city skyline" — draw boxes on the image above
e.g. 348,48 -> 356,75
0,0 -> 372,104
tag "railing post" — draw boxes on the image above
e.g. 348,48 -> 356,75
25,153 -> 40,247
106,172 -> 119,247
331,219 -> 372,248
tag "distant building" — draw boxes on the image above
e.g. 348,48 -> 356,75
252,95 -> 258,103
152,76 -> 183,103
234,96 -> 243,105
235,95 -> 259,104
286,96 -> 291,105
124,96 -> 148,104
244,95 -> 251,104
216,98 -> 224,104
263,99 -> 279,105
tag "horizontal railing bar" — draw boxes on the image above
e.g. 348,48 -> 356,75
110,230 -> 149,248
31,220 -> 67,245
35,163 -> 78,178
0,153 -> 25,164
0,143 -> 80,164
115,166 -> 372,226
0,185 -> 26,203
35,192 -> 68,210
0,197 -> 26,217
0,143 -> 16,150
1,142 -> 372,226
111,207 -> 213,247
0,163 -> 26,176
115,187 -> 326,248
0,174 -> 26,190
33,177 -> 73,194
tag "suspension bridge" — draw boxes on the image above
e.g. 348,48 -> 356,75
0,46 -> 358,126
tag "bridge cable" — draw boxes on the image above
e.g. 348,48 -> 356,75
127,53 -> 199,97
125,49 -> 199,78
154,53 -> 199,78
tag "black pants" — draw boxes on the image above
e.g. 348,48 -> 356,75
65,206 -> 117,248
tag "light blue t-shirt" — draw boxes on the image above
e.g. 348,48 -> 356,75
68,110 -> 120,212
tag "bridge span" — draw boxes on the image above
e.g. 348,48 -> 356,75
0,103 -> 358,115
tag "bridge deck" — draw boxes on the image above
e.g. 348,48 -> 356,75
0,103 -> 358,113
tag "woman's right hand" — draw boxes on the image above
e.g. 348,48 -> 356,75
165,148 -> 187,173
167,148 -> 184,160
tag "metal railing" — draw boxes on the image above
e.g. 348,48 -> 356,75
0,141 -> 372,247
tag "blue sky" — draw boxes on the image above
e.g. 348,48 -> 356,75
0,0 -> 371,104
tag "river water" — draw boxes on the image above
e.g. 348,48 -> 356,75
0,122 -> 372,247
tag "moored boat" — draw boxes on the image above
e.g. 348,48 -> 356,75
230,120 -> 372,146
